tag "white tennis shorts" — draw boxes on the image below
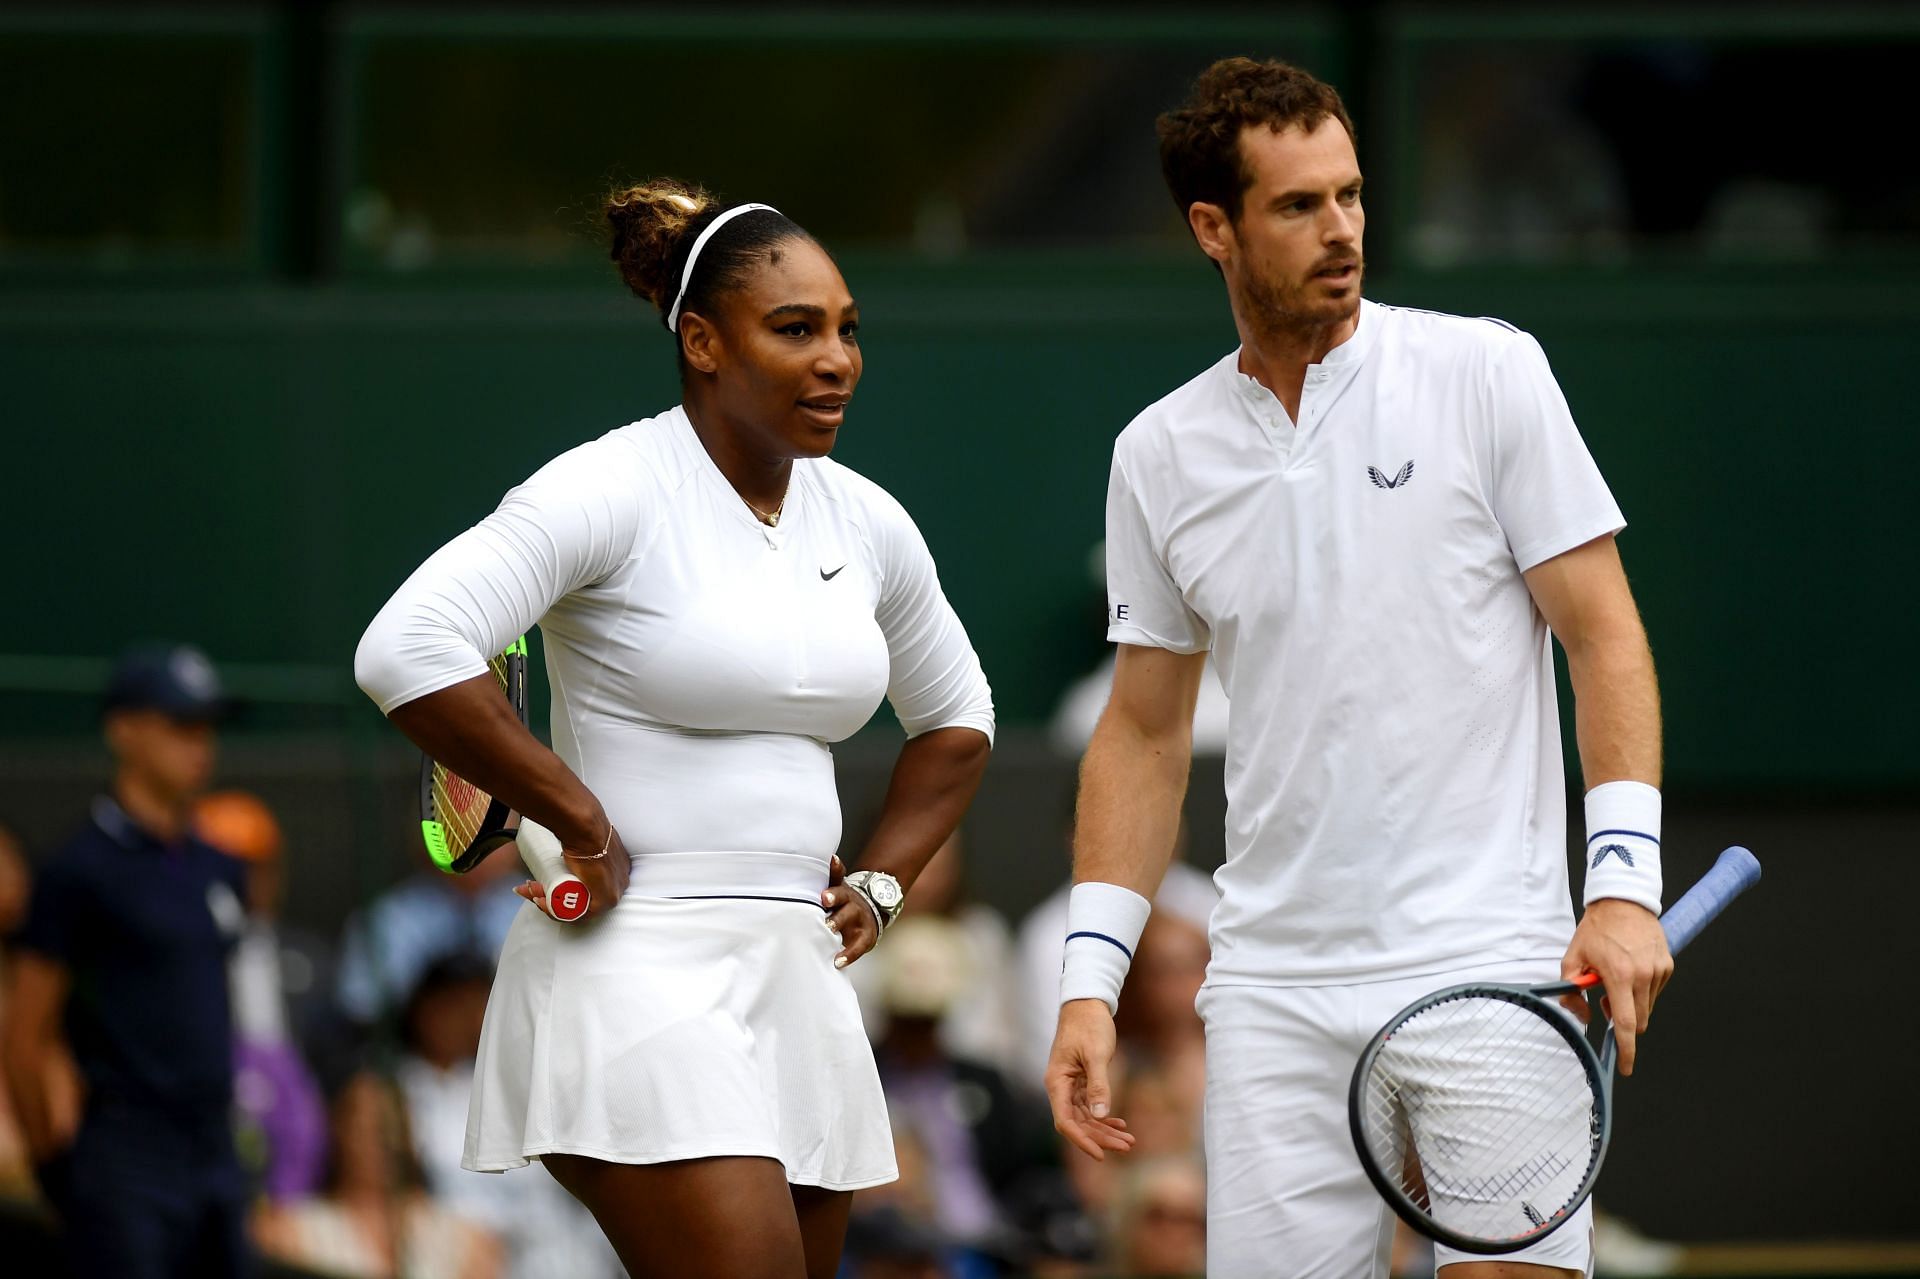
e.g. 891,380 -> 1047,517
1200,959 -> 1595,1278
465,858 -> 897,1191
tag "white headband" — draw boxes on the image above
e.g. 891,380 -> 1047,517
666,202 -> 781,333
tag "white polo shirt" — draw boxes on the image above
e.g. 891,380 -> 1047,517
1106,299 -> 1624,986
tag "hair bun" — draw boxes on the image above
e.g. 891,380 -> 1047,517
606,179 -> 715,310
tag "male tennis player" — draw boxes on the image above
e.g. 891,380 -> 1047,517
1044,58 -> 1671,1278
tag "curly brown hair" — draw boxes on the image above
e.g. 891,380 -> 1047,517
1156,57 -> 1355,228
604,178 -> 809,341
605,177 -> 718,311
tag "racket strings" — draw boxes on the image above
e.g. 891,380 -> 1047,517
430,767 -> 487,844
1388,1001 -> 1593,1194
1361,994 -> 1600,1239
426,655 -> 514,857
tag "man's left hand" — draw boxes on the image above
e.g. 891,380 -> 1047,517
1559,899 -> 1673,1077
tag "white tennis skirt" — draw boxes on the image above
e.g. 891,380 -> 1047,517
463,851 -> 897,1191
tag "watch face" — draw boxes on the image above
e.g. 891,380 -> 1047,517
870,875 -> 904,909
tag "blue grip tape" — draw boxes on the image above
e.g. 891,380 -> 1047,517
1660,846 -> 1762,955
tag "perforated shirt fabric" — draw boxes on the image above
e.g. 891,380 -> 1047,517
1104,300 -> 1624,987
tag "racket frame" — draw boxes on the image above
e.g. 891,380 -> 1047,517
1347,978 -> 1616,1255
418,636 -> 529,875
1346,845 -> 1758,1257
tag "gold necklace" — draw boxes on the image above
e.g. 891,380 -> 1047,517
742,491 -> 787,527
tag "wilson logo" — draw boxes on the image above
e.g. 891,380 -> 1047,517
1368,460 -> 1415,489
551,884 -> 588,921
1591,843 -> 1635,869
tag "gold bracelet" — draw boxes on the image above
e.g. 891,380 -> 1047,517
562,825 -> 614,861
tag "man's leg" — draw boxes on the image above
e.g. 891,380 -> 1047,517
1416,961 -> 1597,1279
1433,1205 -> 1592,1279
1201,984 -> 1398,1279
178,1181 -> 253,1279
53,1166 -> 187,1279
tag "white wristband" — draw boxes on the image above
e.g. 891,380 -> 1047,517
1582,780 -> 1663,915
1060,882 -> 1152,1014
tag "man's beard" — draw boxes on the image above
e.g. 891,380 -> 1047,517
1237,254 -> 1364,336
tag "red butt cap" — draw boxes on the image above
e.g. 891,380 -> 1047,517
548,879 -> 590,922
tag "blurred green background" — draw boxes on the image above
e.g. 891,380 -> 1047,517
3,5 -> 1918,1258
5,4 -> 1915,790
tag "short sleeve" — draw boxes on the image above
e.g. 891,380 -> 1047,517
355,442 -> 644,715
14,856 -> 83,963
873,498 -> 995,744
1105,450 -> 1210,653
1486,333 -> 1626,572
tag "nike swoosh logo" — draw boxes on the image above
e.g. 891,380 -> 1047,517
820,564 -> 846,581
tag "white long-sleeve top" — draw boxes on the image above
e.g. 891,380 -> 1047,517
355,406 -> 993,866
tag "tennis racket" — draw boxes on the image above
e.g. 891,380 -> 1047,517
416,637 -> 589,922
1348,844 -> 1761,1255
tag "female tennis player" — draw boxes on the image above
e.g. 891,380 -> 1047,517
353,179 -> 994,1279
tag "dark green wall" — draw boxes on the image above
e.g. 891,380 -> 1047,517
7,258 -> 1916,787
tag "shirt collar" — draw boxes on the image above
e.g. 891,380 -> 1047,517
1318,297 -> 1378,368
92,794 -> 189,853
1224,297 -> 1379,407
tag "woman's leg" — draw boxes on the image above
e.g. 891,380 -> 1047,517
544,1153 -> 808,1279
789,1184 -> 854,1279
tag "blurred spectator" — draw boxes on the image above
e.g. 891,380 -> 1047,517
1406,49 -> 1627,267
850,1117 -> 941,1242
393,957 -> 620,1279
1111,915 -> 1208,1157
195,789 -> 331,1202
1592,1209 -> 1684,1276
255,1068 -> 501,1279
196,790 -> 347,1070
1050,651 -> 1232,758
1047,541 -> 1232,759
334,842 -> 522,1026
1014,816 -> 1218,1089
870,916 -> 1058,1265
0,820 -> 38,1199
1106,1155 -> 1206,1277
1,643 -> 251,1278
841,1200 -> 951,1279
1047,917 -> 1210,1262
999,1168 -> 1103,1279
848,828 -> 1025,1078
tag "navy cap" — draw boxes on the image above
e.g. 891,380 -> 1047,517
102,643 -> 234,723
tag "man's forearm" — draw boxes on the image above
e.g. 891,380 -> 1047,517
1565,623 -> 1662,789
1072,709 -> 1194,894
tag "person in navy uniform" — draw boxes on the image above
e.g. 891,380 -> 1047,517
1,643 -> 252,1278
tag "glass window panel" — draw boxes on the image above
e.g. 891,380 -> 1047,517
1391,19 -> 1920,268
340,16 -> 1337,274
0,23 -> 263,271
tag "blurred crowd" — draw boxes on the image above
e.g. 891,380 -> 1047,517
0,641 -> 1695,1279
0,642 -> 1229,1279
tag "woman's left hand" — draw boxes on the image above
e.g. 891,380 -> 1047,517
820,854 -> 881,969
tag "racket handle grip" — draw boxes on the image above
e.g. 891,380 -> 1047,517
1660,845 -> 1761,955
516,819 -> 591,923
